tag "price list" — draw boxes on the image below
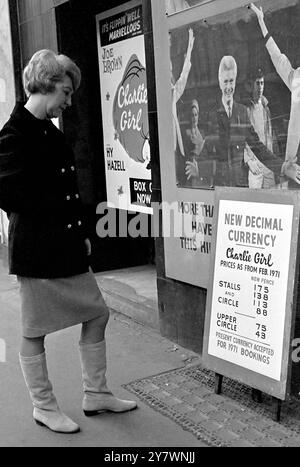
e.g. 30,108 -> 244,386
207,200 -> 294,381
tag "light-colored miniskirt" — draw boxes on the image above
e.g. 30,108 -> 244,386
18,270 -> 109,338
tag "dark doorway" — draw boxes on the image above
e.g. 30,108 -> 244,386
55,0 -> 155,272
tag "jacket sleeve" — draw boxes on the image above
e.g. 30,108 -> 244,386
266,37 -> 294,91
0,128 -> 35,214
266,38 -> 300,169
173,55 -> 191,104
244,112 -> 283,177
0,127 -> 62,216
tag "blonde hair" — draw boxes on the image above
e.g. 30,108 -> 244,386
23,49 -> 81,97
218,56 -> 237,83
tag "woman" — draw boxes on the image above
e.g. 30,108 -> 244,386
250,2 -> 300,187
171,28 -> 195,186
185,99 -> 205,160
0,50 -> 136,434
184,99 -> 211,187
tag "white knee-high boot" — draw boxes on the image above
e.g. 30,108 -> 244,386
79,340 -> 137,417
19,352 -> 80,434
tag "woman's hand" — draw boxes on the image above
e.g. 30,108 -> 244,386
283,162 -> 300,184
185,158 -> 199,180
249,3 -> 268,37
85,238 -> 92,256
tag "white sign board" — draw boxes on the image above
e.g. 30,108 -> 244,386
208,200 -> 293,381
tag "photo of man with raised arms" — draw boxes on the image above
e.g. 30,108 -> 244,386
186,54 -> 286,188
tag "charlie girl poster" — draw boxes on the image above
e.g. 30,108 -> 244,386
96,2 -> 152,214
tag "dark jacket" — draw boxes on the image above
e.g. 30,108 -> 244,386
202,100 -> 283,187
0,103 -> 90,278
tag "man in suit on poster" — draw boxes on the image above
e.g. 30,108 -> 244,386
186,55 -> 287,187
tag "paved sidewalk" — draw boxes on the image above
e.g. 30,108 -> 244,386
123,364 -> 300,447
1,246 -> 300,447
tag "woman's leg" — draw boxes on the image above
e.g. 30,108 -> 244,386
79,311 -> 137,416
19,334 -> 79,433
20,336 -> 45,357
80,312 -> 110,344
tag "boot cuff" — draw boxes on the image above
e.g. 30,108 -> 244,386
19,352 -> 46,364
79,340 -> 105,352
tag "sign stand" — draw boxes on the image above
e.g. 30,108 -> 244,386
214,373 -> 223,395
215,371 -> 282,422
203,188 -> 300,422
273,398 -> 282,423
252,388 -> 263,403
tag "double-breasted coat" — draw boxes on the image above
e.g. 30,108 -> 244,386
202,100 -> 284,187
0,103 -> 90,279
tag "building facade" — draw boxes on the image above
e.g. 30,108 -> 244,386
5,0 -> 300,393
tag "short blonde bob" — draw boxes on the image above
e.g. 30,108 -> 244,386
23,49 -> 81,97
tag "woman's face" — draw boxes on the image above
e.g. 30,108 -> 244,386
191,106 -> 199,127
45,75 -> 74,119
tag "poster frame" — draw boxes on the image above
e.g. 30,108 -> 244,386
152,0 -> 272,289
202,187 -> 300,401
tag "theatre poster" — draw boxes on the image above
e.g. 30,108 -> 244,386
155,0 -> 300,289
96,1 -> 152,214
